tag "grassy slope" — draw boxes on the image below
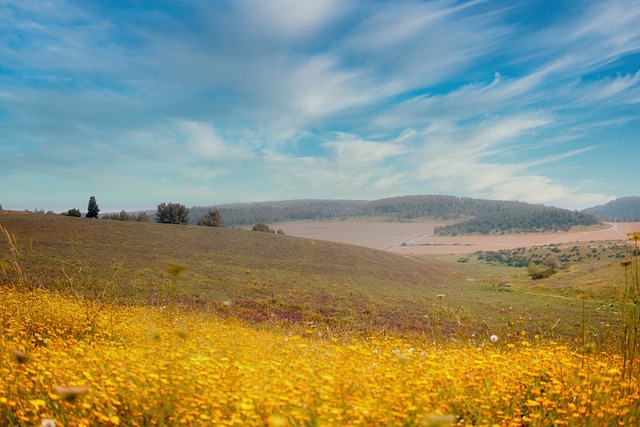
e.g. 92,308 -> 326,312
0,212 -> 621,344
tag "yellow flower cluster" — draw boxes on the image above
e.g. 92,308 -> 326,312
1,286 -> 638,426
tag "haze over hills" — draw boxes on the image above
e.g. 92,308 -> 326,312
188,195 -> 600,234
582,196 -> 640,222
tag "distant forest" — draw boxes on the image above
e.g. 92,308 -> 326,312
189,195 -> 600,235
189,199 -> 369,226
433,206 -> 598,235
581,197 -> 640,222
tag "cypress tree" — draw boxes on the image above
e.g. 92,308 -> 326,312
87,196 -> 100,218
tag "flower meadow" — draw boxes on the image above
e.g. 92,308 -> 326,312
1,286 -> 638,427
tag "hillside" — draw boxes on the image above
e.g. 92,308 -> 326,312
190,195 -> 599,234
0,211 -> 621,341
0,211 -> 457,335
583,196 -> 640,221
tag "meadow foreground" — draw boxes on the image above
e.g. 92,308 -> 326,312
1,285 -> 638,427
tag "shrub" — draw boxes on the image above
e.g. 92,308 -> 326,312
252,223 -> 275,233
66,208 -> 81,217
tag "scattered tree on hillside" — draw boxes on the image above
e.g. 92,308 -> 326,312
86,196 -> 100,218
156,203 -> 189,225
101,210 -> 151,222
67,208 -> 81,217
0,203 -> 3,211
197,209 -> 224,227
252,222 -> 275,233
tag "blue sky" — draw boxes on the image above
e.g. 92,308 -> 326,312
1,0 -> 639,213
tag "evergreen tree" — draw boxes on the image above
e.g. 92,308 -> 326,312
86,196 -> 100,218
156,202 -> 189,225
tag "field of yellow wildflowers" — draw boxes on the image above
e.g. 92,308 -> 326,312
2,285 -> 638,427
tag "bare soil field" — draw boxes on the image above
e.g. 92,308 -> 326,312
275,221 -> 640,254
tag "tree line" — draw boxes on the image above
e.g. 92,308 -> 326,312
433,206 -> 599,235
193,195 -> 601,234
14,194 -> 603,235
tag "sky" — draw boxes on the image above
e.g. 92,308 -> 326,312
1,0 -> 639,213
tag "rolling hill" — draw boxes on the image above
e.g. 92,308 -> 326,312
0,211 -> 619,340
189,195 -> 599,234
582,196 -> 640,221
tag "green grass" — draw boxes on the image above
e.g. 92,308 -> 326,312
0,211 -> 629,347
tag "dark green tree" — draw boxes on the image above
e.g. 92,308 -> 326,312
86,196 -> 100,218
156,203 -> 189,225
119,210 -> 130,221
197,209 -> 224,227
67,208 -> 81,217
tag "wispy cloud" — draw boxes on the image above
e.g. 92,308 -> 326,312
0,0 -> 638,211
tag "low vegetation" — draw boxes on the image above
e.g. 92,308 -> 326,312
2,285 -> 638,427
1,211 -> 639,426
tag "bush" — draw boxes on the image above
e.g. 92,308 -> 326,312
252,223 -> 275,233
527,263 -> 556,280
67,208 -> 81,217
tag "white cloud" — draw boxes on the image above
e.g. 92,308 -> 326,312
178,120 -> 254,162
411,116 -> 613,209
235,0 -> 347,41
577,71 -> 640,102
322,134 -> 408,167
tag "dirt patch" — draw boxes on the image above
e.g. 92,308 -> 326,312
275,221 -> 640,254
275,221 -> 438,250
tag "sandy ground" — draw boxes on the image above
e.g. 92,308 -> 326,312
275,221 -> 640,254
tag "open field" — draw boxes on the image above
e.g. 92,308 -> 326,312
274,220 -> 440,250
3,286 -> 638,427
276,220 -> 640,254
2,212 -> 640,426
0,211 -> 626,342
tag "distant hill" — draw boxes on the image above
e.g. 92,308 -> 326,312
192,195 -> 599,234
582,197 -> 640,222
189,199 -> 368,226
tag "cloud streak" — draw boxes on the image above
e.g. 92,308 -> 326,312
0,0 -> 638,211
